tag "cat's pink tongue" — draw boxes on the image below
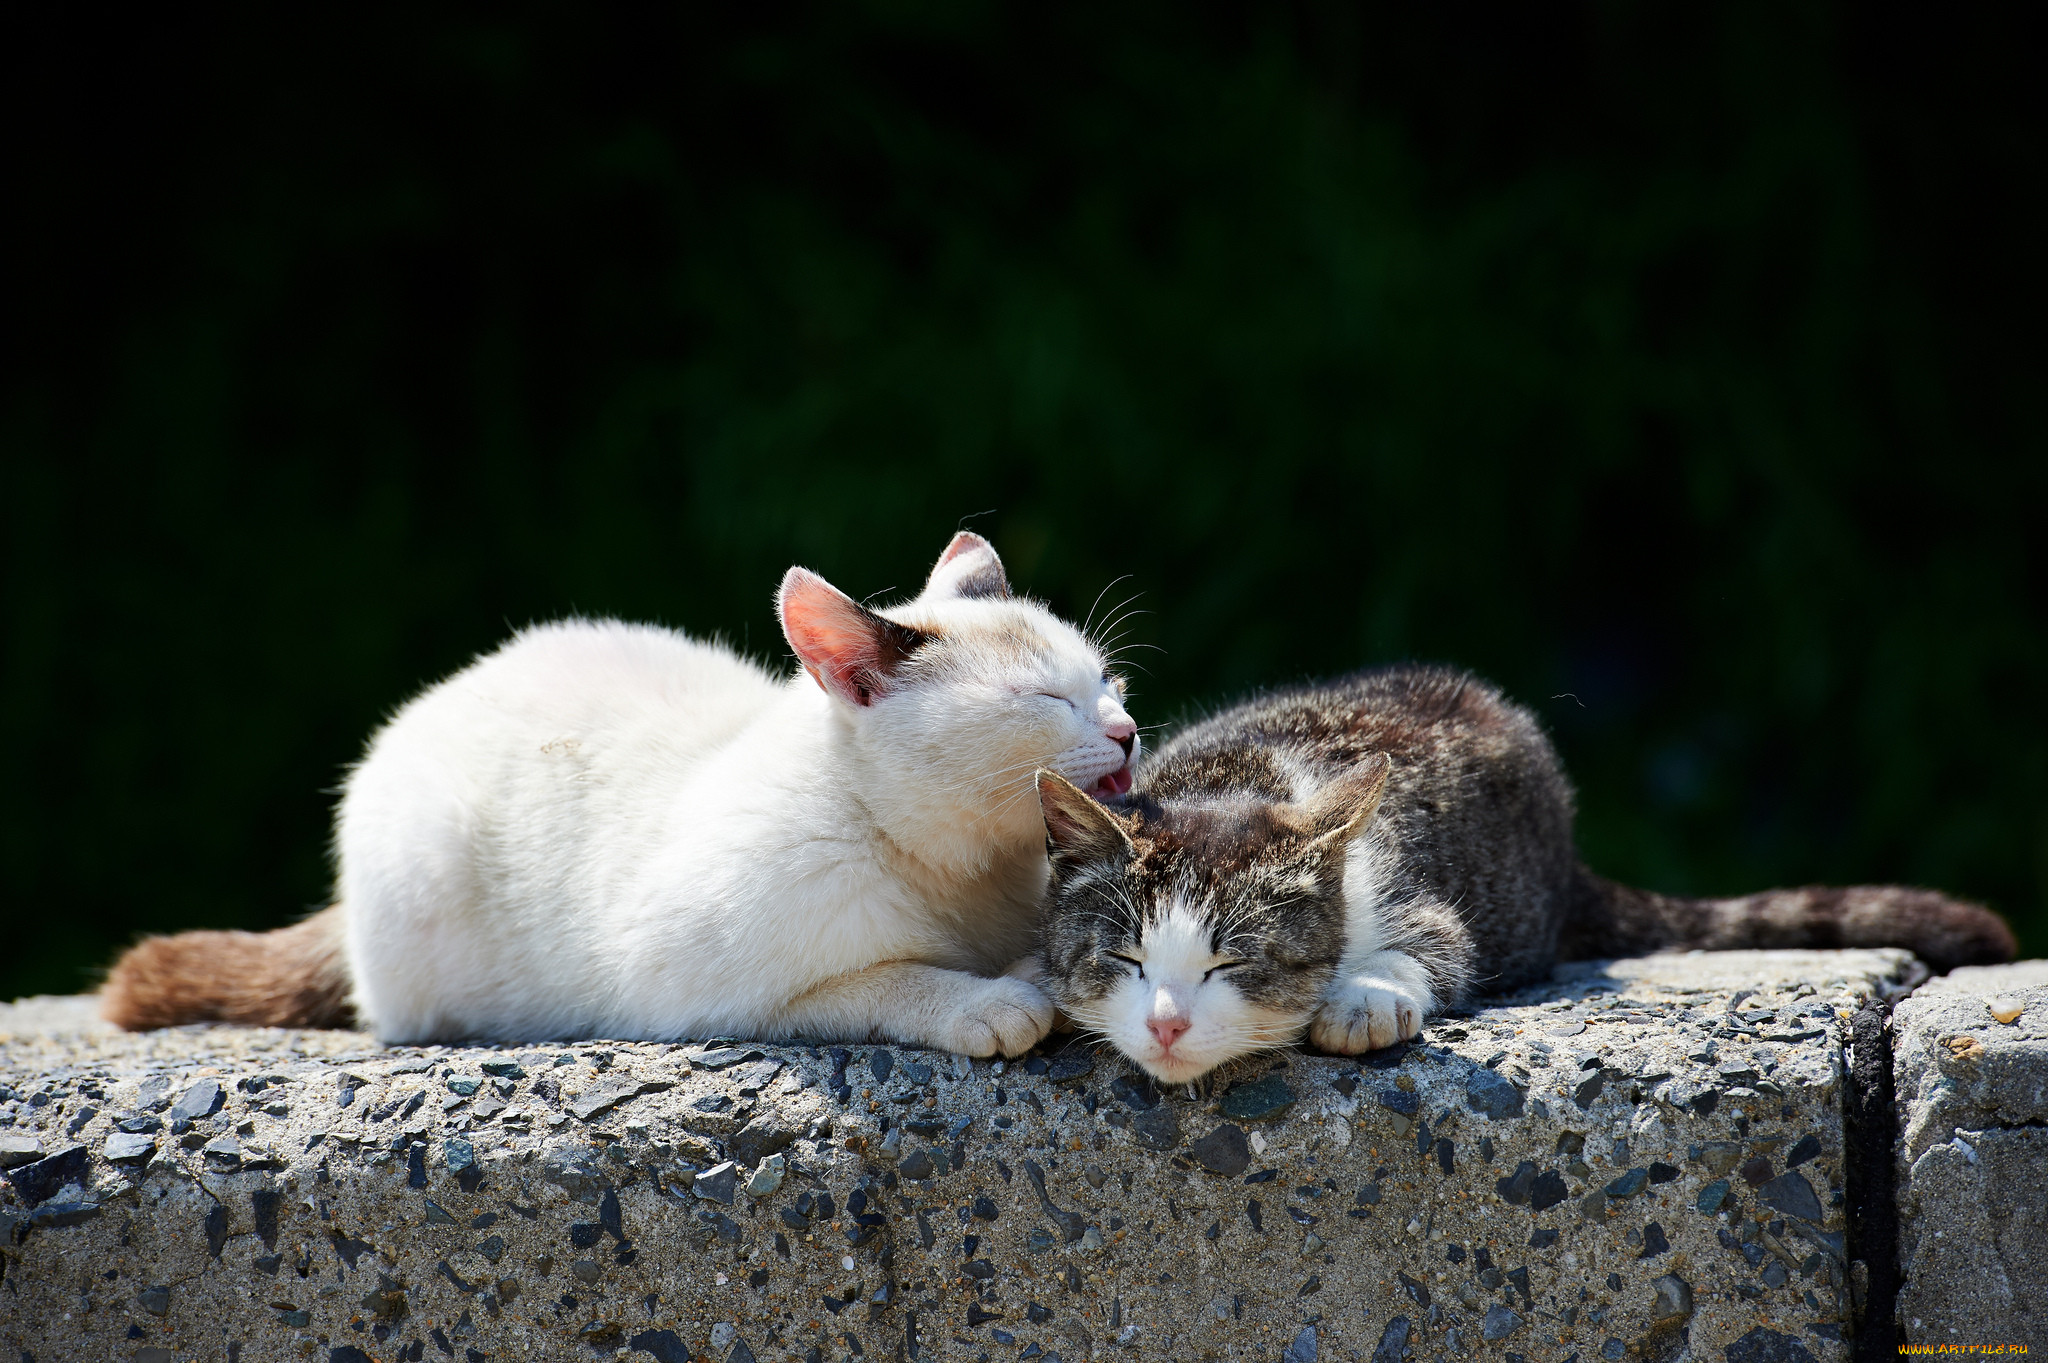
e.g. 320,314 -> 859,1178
1086,765 -> 1134,800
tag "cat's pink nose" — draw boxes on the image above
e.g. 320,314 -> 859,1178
1098,696 -> 1136,744
1148,1016 -> 1190,1050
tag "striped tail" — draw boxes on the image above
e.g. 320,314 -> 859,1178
1561,868 -> 2016,974
101,904 -> 354,1030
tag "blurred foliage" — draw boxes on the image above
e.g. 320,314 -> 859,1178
5,3 -> 2044,998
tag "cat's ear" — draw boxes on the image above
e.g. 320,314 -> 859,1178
922,531 -> 1010,600
1303,752 -> 1393,851
778,568 -> 932,707
1037,770 -> 1135,868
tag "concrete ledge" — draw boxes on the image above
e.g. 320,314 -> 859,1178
1891,962 -> 2048,1347
0,950 -> 1934,1362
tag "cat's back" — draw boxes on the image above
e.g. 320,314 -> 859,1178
1147,664 -> 1561,801
1145,665 -> 1578,991
344,618 -> 784,858
372,618 -> 777,762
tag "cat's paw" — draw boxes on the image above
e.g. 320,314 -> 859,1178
935,976 -> 1056,1058
1310,976 -> 1427,1054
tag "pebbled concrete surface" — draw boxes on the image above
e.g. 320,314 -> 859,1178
1892,962 -> 2048,1349
0,950 -> 1922,1362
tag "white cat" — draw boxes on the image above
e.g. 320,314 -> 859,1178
103,533 -> 1139,1055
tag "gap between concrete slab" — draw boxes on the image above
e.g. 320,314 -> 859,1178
1842,995 -> 1900,1361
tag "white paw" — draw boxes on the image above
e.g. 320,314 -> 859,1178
936,976 -> 1056,1058
1310,975 -> 1427,1054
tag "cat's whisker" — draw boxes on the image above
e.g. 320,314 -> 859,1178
1095,615 -> 1154,651
1080,575 -> 1134,641
1095,591 -> 1147,627
1086,596 -> 1149,653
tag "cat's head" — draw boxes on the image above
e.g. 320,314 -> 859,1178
1034,756 -> 1390,1083
776,533 -> 1138,865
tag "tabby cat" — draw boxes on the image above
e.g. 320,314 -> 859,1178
1035,665 -> 2013,1082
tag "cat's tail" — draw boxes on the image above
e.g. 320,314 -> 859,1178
1561,867 -> 2016,974
100,904 -> 355,1030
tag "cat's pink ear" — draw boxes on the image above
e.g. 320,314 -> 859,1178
778,568 -> 931,707
923,531 -> 1010,600
1037,770 -> 1136,867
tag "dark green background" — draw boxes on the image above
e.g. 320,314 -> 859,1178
6,4 -> 2044,999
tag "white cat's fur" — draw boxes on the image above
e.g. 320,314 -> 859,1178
337,534 -> 1137,1051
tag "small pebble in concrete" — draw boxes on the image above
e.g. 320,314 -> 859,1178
1189,1124 -> 1251,1175
1605,1167 -> 1648,1198
1465,1067 -> 1525,1119
103,1132 -> 156,1164
3,1145 -> 88,1205
169,1079 -> 224,1123
694,1162 -> 738,1204
1481,1304 -> 1524,1341
1496,1160 -> 1536,1204
1651,1272 -> 1695,1321
0,1133 -> 44,1168
1530,1170 -> 1568,1210
1984,996 -> 2024,1024
744,1154 -> 786,1198
1220,1073 -> 1294,1121
1724,1327 -> 1817,1363
1757,1169 -> 1822,1222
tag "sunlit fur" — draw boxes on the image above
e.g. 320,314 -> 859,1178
339,533 -> 1138,1049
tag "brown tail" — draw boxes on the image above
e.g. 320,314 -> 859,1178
101,904 -> 355,1030
1561,867 -> 2016,975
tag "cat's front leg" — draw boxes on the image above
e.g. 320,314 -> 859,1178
776,961 -> 1055,1057
1310,949 -> 1434,1054
1001,954 -> 1048,988
1003,953 -> 1080,1033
